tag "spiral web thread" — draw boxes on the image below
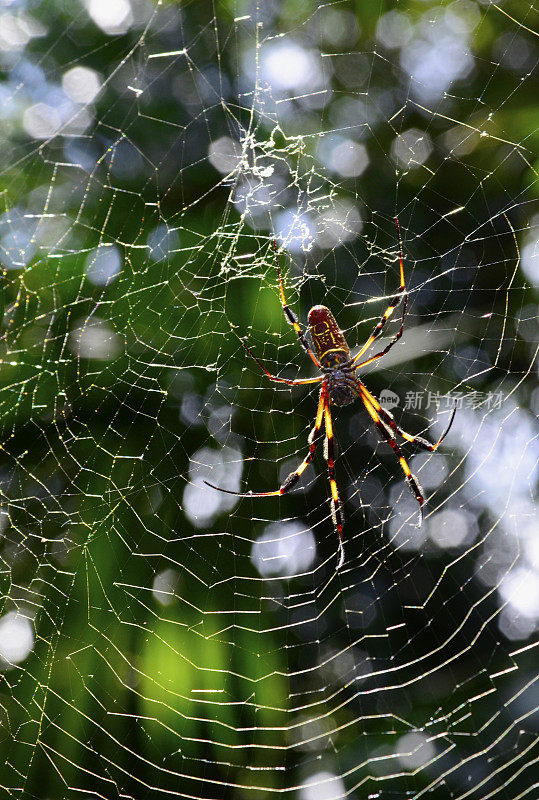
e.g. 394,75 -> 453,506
0,2 -> 537,798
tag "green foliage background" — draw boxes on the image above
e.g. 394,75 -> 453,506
0,1 -> 537,798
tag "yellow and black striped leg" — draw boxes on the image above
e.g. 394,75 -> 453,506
323,399 -> 345,570
360,384 -> 457,451
273,241 -> 322,369
352,293 -> 407,370
241,341 -> 324,386
204,385 -> 327,498
360,391 -> 425,526
240,341 -> 324,387
350,218 -> 407,368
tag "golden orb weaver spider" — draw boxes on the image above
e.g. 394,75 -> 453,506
205,219 -> 457,570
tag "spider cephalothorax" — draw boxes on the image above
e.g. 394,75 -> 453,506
205,222 -> 456,570
325,371 -> 361,407
323,364 -> 361,406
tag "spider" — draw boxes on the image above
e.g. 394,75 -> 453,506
205,220 -> 456,569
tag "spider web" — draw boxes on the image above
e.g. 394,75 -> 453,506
0,1 -> 537,798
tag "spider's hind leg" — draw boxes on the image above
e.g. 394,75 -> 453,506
273,241 -> 321,369
350,218 -> 408,369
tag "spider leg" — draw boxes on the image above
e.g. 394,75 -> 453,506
241,340 -> 324,386
351,293 -> 407,370
323,398 -> 345,570
360,390 -> 425,526
274,241 -> 322,369
204,384 -> 327,497
350,217 -> 407,368
360,384 -> 457,450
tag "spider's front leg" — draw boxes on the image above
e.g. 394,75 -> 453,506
204,384 -> 327,498
361,383 -> 458,451
323,399 -> 345,570
360,389 -> 425,525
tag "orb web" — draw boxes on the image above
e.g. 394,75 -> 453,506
0,1 -> 537,799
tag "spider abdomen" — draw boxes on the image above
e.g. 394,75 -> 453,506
308,305 -> 350,367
